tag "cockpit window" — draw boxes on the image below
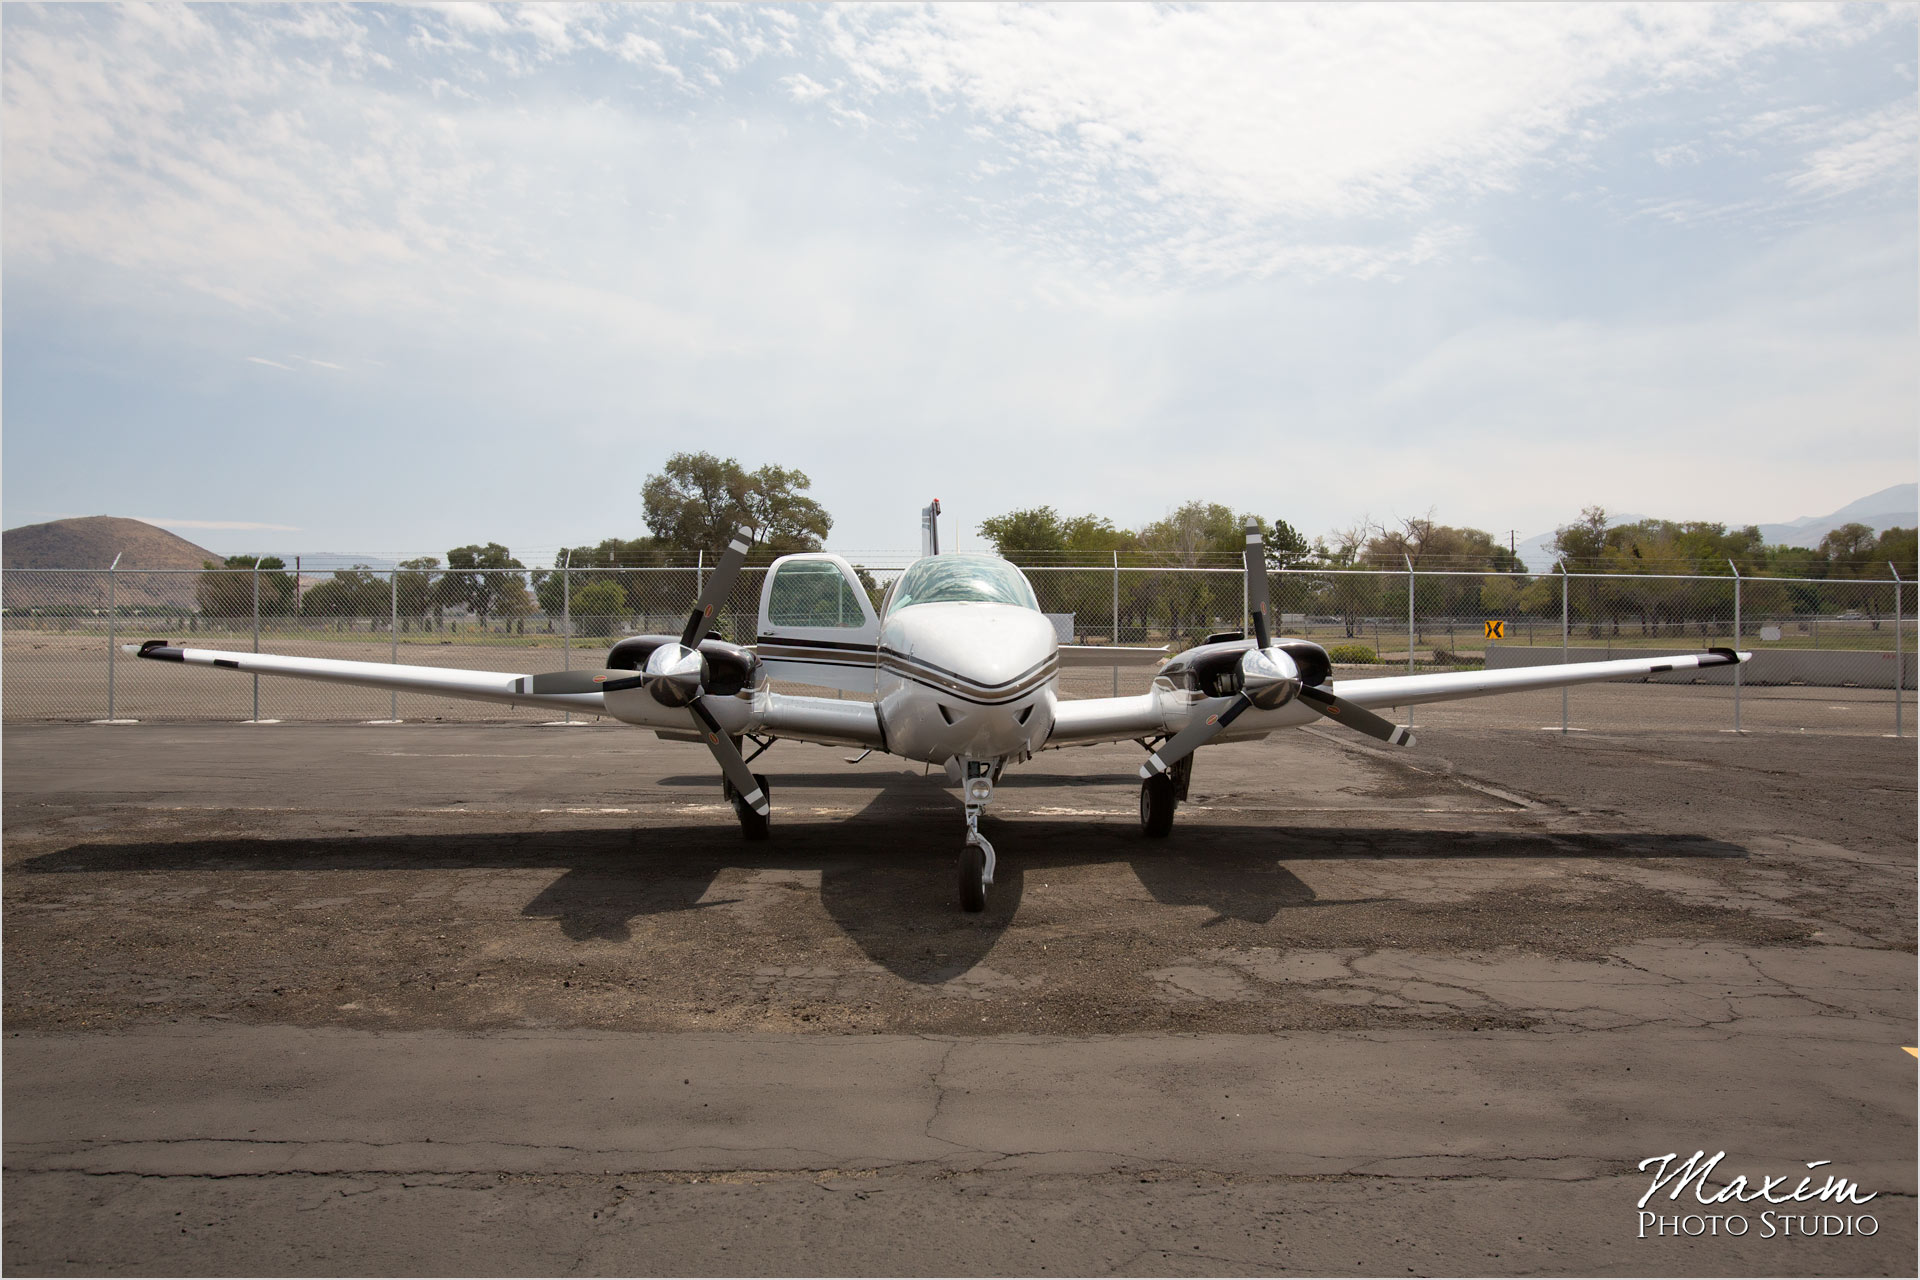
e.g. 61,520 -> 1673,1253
888,554 -> 1041,614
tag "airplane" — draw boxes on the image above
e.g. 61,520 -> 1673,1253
128,506 -> 1749,912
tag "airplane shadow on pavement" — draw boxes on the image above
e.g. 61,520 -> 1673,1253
22,764 -> 1749,984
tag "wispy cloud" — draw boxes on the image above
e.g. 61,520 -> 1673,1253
247,356 -> 293,370
1786,99 -> 1920,197
800,2 -> 1900,280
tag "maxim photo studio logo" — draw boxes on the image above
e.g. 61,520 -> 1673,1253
1637,1150 -> 1879,1240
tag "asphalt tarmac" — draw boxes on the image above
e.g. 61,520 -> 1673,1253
4,691 -> 1914,1275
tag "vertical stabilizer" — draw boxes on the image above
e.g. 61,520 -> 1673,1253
920,499 -> 942,557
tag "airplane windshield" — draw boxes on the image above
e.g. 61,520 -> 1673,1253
888,554 -> 1041,614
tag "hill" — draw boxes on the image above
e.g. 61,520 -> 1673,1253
4,516 -> 220,571
3,517 -> 224,613
1754,483 -> 1918,548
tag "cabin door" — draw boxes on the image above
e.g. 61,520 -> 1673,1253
754,554 -> 880,694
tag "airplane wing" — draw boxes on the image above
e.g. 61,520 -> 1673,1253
751,692 -> 887,749
1043,648 -> 1749,748
127,643 -> 609,718
1329,647 -> 1748,710
128,641 -> 891,748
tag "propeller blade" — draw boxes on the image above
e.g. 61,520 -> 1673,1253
688,698 -> 768,816
521,669 -> 651,695
1298,685 -> 1414,746
680,525 -> 756,649
1243,520 -> 1271,649
1139,693 -> 1253,779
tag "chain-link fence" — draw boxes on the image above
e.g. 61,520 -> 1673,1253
5,560 -> 1912,732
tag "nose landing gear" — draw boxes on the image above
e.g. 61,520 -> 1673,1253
958,760 -> 997,912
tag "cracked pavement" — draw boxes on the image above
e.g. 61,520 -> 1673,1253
4,688 -> 1914,1275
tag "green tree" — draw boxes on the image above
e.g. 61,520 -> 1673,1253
1552,506 -> 1612,567
569,580 -> 626,638
443,543 -> 526,626
537,537 -> 669,618
1137,501 -> 1242,566
394,557 -> 441,630
1818,522 -> 1879,578
195,555 -> 295,620
301,566 -> 387,621
1134,502 -> 1246,642
1874,527 -> 1917,577
1262,517 -> 1311,571
977,507 -> 1067,557
641,452 -> 831,553
1061,514 -> 1133,556
1479,574 -> 1520,616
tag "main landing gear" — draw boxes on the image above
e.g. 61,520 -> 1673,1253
718,733 -> 775,840
957,760 -> 997,913
721,770 -> 771,841
1139,749 -> 1192,839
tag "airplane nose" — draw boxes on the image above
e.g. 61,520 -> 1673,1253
881,603 -> 1059,701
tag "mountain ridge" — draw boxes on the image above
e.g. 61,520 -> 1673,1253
1515,484 -> 1917,572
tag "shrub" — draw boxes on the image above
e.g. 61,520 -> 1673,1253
1326,643 -> 1376,664
569,580 -> 626,637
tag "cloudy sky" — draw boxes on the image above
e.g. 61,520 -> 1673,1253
4,2 -> 1915,562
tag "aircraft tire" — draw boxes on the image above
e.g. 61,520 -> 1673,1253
959,843 -> 988,913
735,774 -> 771,841
1140,774 -> 1176,838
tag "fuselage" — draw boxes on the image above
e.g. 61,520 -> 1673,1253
871,554 -> 1059,765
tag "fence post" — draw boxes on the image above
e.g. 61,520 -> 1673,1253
1893,563 -> 1905,739
1112,551 -> 1120,697
1728,559 -> 1741,734
1404,554 -> 1415,734
561,549 -> 574,725
1559,560 -> 1570,735
106,553 -> 123,721
251,559 -> 261,722
389,568 -> 399,721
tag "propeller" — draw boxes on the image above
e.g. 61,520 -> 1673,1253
1297,684 -> 1413,746
520,525 -> 769,818
1245,520 -> 1272,650
1140,519 -> 1412,781
682,527 -> 753,650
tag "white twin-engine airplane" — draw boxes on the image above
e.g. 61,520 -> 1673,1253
131,508 -> 1749,912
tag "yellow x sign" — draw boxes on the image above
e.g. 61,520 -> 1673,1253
1484,620 -> 1505,639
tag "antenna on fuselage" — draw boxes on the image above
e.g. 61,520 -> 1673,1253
921,499 -> 941,557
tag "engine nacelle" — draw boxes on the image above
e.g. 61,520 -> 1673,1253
1158,636 -> 1330,706
605,635 -> 764,698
